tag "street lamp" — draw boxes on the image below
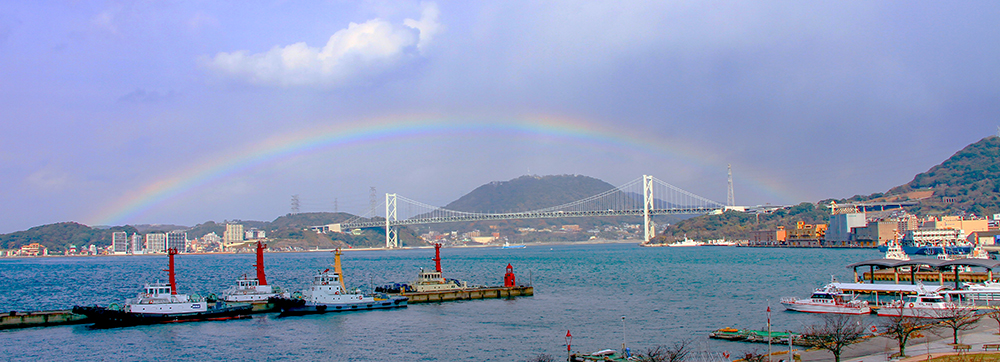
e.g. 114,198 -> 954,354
566,330 -> 572,361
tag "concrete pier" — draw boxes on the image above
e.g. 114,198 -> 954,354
0,310 -> 89,329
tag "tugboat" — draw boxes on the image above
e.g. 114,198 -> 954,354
269,249 -> 407,316
73,249 -> 252,327
222,241 -> 284,305
374,243 -> 534,303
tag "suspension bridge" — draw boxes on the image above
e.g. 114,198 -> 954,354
312,175 -> 742,248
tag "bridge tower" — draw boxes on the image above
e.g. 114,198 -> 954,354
643,175 -> 655,243
385,193 -> 398,249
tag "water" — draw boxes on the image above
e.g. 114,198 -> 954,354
0,243 -> 879,360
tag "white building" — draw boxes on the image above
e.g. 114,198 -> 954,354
130,233 -> 144,254
245,228 -> 266,240
224,224 -> 244,245
145,233 -> 167,253
112,231 -> 129,254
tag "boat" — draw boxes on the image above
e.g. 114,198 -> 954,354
667,237 -> 703,247
374,244 -> 534,303
961,280 -> 1000,301
703,239 -> 736,246
222,241 -> 284,303
876,283 -> 967,318
501,241 -> 526,249
270,249 -> 407,315
73,249 -> 252,326
780,281 -> 871,315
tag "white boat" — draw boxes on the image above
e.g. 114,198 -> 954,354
73,249 -> 252,326
780,282 -> 870,315
876,283 -> 966,318
222,241 -> 283,302
703,239 -> 736,246
501,241 -> 526,249
962,280 -> 1000,300
271,249 -> 407,315
668,237 -> 703,247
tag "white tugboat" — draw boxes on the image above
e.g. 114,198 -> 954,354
271,249 -> 407,315
73,249 -> 252,326
222,241 -> 284,303
876,282 -> 967,318
780,279 -> 871,315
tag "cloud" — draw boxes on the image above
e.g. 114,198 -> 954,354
117,89 -> 178,104
26,168 -> 71,192
203,2 -> 441,87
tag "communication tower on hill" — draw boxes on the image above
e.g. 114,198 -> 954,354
291,194 -> 300,214
369,186 -> 377,215
727,164 -> 735,207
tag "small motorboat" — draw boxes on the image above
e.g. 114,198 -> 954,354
780,282 -> 870,315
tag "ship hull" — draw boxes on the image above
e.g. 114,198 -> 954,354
270,296 -> 408,316
71,304 -> 252,327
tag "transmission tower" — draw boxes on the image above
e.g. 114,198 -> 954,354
334,197 -> 338,213
291,194 -> 300,214
726,164 -> 735,207
369,186 -> 377,215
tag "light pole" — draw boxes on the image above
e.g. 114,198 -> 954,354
566,330 -> 572,362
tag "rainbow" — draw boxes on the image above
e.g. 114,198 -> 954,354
89,114 -> 801,226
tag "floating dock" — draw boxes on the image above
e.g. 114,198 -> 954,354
0,310 -> 90,330
395,285 -> 533,303
708,328 -> 809,346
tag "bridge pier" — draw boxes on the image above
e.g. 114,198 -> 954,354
386,193 -> 398,248
643,175 -> 655,243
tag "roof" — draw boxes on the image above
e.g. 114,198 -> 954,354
845,258 -> 1000,270
831,282 -> 948,294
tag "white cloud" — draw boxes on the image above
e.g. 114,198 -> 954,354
26,167 -> 71,191
204,2 -> 441,87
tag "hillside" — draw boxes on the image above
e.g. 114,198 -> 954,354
881,136 -> 1000,217
0,222 -> 137,252
443,174 -> 617,212
658,136 -> 1000,241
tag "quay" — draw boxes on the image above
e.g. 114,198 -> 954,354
1,310 -> 89,330
397,285 -> 533,303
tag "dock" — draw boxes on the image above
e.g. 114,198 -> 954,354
708,327 -> 809,346
0,310 -> 90,330
395,285 -> 533,303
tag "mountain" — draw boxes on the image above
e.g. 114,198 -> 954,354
657,136 -> 1000,241
879,136 -> 1000,217
0,222 -> 137,252
443,174 -> 617,212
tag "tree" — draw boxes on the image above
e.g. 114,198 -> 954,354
878,311 -> 935,357
988,305 -> 1000,335
527,353 -> 555,362
800,314 -> 867,362
935,304 -> 982,344
640,340 -> 691,362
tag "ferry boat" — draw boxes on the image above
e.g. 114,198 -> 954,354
501,241 -> 526,249
961,280 -> 1000,301
876,283 -> 966,318
222,241 -> 284,303
270,249 -> 407,316
73,249 -> 252,326
780,282 -> 870,315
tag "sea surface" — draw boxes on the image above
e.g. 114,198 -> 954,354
0,243 -> 880,361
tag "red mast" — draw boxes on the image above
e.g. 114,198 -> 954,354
167,248 -> 178,295
433,243 -> 442,273
255,241 -> 268,285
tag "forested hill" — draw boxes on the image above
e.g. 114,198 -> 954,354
657,136 -> 1000,242
880,136 -> 1000,217
443,174 -> 617,212
0,222 -> 136,252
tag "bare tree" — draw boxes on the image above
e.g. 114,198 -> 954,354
878,312 -> 935,358
935,304 -> 982,344
988,304 -> 1000,335
800,314 -> 867,362
640,340 -> 691,362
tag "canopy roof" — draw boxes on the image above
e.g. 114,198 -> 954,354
845,258 -> 1000,270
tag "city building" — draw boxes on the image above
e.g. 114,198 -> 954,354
245,228 -> 266,240
786,222 -> 827,246
827,213 -> 866,243
166,230 -> 187,252
224,223 -> 244,247
920,216 -> 988,233
19,243 -> 48,256
112,231 -> 129,254
145,233 -> 167,253
130,233 -> 143,254
851,221 -> 897,247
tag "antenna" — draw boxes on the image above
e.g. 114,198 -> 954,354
334,197 -> 338,213
369,186 -> 377,215
727,164 -> 735,207
290,194 -> 300,214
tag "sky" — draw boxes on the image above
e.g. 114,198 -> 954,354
1,1 -> 998,233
